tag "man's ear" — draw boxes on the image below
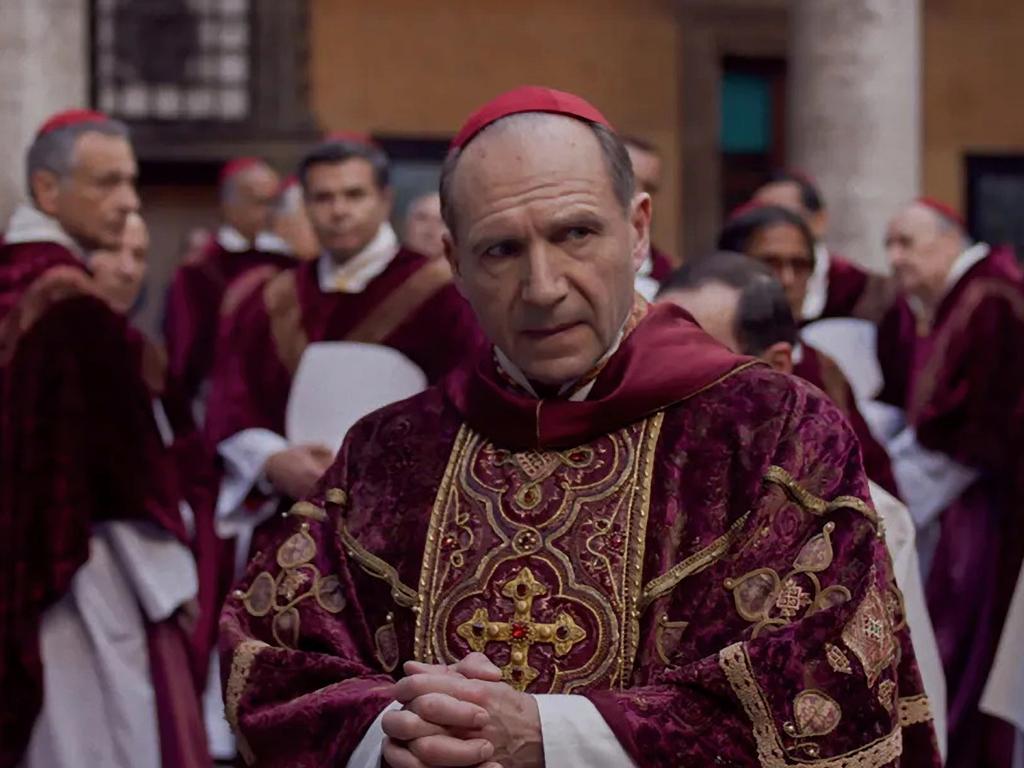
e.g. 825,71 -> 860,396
810,209 -> 829,242
442,231 -> 468,297
761,341 -> 794,375
31,169 -> 61,216
630,192 -> 652,272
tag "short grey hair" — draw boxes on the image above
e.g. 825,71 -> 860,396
25,118 -> 130,202
438,114 -> 635,236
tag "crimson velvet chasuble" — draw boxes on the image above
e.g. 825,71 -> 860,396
221,302 -> 941,767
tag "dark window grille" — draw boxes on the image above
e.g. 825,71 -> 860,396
93,0 -> 252,123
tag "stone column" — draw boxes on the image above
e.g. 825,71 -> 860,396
0,0 -> 88,225
787,0 -> 921,272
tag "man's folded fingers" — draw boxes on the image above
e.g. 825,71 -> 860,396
407,734 -> 495,767
406,692 -> 489,729
381,709 -> 446,741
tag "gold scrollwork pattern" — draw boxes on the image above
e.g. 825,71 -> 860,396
725,522 -> 852,638
898,695 -> 933,728
224,639 -> 269,765
654,615 -> 690,666
332,508 -> 419,609
236,512 -> 347,648
763,466 -> 879,528
877,680 -> 896,714
719,643 -> 903,768
825,643 -> 853,675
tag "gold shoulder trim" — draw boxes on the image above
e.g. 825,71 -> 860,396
764,466 -> 878,527
224,638 -> 269,765
719,642 -> 902,767
638,511 -> 752,615
264,268 -> 307,374
897,695 -> 933,728
345,257 -> 453,345
336,517 -> 419,608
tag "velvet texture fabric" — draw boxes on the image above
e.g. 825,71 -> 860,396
0,241 -> 187,767
904,247 -> 1024,768
204,249 -> 484,447
164,237 -> 295,407
793,343 -> 900,499
220,303 -> 940,767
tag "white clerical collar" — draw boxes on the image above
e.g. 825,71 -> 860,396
317,222 -> 400,294
494,319 -> 628,402
216,225 -> 289,254
801,241 -> 831,321
4,203 -> 86,260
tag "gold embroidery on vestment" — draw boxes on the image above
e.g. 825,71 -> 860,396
725,522 -> 851,637
788,690 -> 842,738
238,519 -> 347,649
898,694 -> 933,728
224,639 -> 269,765
878,680 -> 896,714
825,643 -> 853,675
375,612 -> 400,673
763,466 -> 879,527
654,615 -> 689,666
719,643 -> 903,767
638,511 -> 752,615
336,515 -> 418,609
414,414 -> 663,693
841,581 -> 897,688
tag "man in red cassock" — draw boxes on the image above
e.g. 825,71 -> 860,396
0,111 -> 207,768
718,204 -> 901,498
204,136 -> 483,566
220,86 -> 941,768
163,155 -> 293,416
623,136 -> 674,298
883,198 -> 1024,768
403,191 -> 447,261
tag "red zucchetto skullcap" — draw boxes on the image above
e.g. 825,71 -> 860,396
916,197 -> 966,230
35,109 -> 110,138
451,86 -> 614,151
726,200 -> 765,222
219,157 -> 265,186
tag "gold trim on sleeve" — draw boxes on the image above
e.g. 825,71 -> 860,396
638,510 -> 752,615
224,638 -> 269,765
898,695 -> 933,728
764,466 -> 878,527
337,518 -> 419,609
718,642 -> 902,768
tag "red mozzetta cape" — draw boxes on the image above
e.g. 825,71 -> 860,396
0,240 -> 186,766
163,236 -> 295,407
220,302 -> 941,767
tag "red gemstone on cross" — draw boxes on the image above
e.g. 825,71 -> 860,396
510,622 -> 529,640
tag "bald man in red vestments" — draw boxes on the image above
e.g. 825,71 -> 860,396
220,87 -> 940,768
883,199 -> 1024,768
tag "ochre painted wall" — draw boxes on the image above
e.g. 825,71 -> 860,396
924,0 -> 1024,211
309,0 -> 684,257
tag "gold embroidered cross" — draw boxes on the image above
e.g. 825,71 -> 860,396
456,567 -> 586,691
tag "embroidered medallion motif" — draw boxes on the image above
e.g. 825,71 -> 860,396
415,415 -> 663,693
725,522 -> 852,638
236,511 -> 346,649
785,689 -> 842,738
841,582 -> 897,687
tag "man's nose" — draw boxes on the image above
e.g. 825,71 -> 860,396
521,244 -> 568,306
119,182 -> 140,213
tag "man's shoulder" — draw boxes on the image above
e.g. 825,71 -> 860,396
666,361 -> 841,432
343,386 -> 455,450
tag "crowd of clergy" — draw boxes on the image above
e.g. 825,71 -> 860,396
1,87 -> 1023,768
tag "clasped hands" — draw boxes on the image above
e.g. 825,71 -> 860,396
382,653 -> 544,768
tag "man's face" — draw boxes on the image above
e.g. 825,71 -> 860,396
886,204 -> 961,303
753,181 -> 827,240
90,212 -> 148,314
660,283 -> 742,352
626,145 -> 662,197
745,223 -> 814,316
35,131 -> 139,251
403,192 -> 447,259
446,116 -> 650,387
304,159 -> 392,261
223,164 -> 280,242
